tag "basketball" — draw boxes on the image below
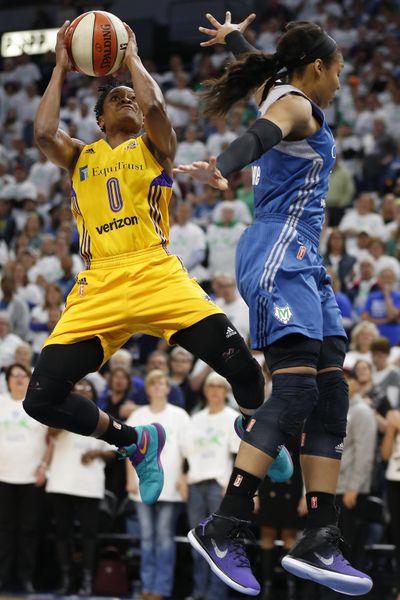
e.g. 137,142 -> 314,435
65,11 -> 128,77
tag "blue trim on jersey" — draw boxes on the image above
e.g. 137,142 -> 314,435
252,101 -> 335,244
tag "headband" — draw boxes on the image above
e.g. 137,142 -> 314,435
273,31 -> 337,72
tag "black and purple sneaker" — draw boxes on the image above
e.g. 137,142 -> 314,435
118,423 -> 166,504
188,514 -> 260,596
281,525 -> 373,595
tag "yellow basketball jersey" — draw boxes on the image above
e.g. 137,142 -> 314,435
71,136 -> 173,266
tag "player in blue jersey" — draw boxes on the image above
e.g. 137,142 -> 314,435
175,13 -> 373,598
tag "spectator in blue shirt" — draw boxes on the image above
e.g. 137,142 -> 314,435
362,268 -> 400,346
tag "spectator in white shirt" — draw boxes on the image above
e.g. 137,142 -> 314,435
331,17 -> 358,52
354,93 -> 384,137
28,234 -> 63,285
75,102 -> 102,144
174,125 -> 207,184
214,274 -> 250,342
209,45 -> 230,70
339,192 -> 385,254
54,232 -> 83,276
212,188 -> 252,225
46,378 -> 114,596
367,237 -> 400,280
344,321 -> 379,370
336,122 -> 363,180
28,150 -> 60,201
13,54 -> 41,86
348,255 -> 380,315
169,202 -> 207,282
165,72 -> 198,133
126,370 -> 191,600
0,340 -> 35,395
158,55 -> 186,90
181,372 -> 239,600
0,363 -> 49,593
11,261 -> 43,310
206,202 -> 246,278
0,312 -> 24,369
19,83 -> 41,124
206,115 -> 237,157
255,17 -> 281,52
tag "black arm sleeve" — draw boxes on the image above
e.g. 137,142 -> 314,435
225,30 -> 258,57
216,119 -> 283,177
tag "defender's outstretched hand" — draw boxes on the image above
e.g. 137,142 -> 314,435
199,10 -> 256,47
173,157 -> 229,190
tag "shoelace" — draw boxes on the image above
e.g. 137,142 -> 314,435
226,523 -> 257,568
324,527 -> 351,565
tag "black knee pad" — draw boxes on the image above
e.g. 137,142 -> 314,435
317,369 -> 349,437
317,336 -> 346,370
23,340 -> 103,434
206,331 -> 265,411
311,369 -> 349,437
24,372 -> 99,434
173,314 -> 265,410
243,373 -> 318,457
265,334 -> 321,372
301,369 -> 349,460
24,372 -> 73,422
226,356 -> 265,411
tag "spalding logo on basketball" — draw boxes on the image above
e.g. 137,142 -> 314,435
65,11 -> 128,77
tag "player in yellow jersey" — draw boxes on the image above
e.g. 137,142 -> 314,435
23,21 -> 290,506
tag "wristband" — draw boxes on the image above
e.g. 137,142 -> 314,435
225,30 -> 257,57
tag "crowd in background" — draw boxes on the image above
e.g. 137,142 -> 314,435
0,0 -> 399,598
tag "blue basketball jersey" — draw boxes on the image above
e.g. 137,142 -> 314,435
252,84 -> 336,240
235,84 -> 345,348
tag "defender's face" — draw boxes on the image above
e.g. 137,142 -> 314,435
100,86 -> 143,133
318,55 -> 343,108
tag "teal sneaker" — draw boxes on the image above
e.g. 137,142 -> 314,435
118,423 -> 166,504
234,415 -> 293,483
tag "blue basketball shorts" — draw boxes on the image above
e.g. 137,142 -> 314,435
236,219 -> 346,350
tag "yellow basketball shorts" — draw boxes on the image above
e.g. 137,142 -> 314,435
44,246 -> 223,365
